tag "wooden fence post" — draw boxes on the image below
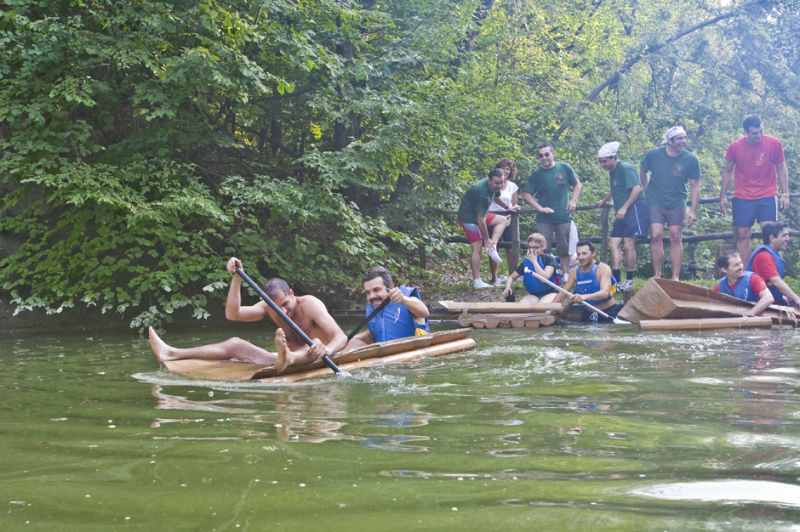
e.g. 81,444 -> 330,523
510,212 -> 520,269
600,203 -> 611,264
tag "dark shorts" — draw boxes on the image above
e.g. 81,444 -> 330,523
537,221 -> 571,257
580,303 -> 623,323
649,204 -> 685,227
611,202 -> 650,239
732,196 -> 777,228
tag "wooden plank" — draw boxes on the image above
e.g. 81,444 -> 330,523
438,300 -> 562,314
640,317 -> 773,331
162,328 -> 473,381
259,338 -> 477,383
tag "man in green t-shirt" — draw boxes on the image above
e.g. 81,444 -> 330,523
521,143 -> 582,279
595,141 -> 650,291
457,169 -> 509,289
640,126 -> 701,280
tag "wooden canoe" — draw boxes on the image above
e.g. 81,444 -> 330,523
619,278 -> 799,326
162,328 -> 476,382
457,312 -> 557,329
439,300 -> 562,314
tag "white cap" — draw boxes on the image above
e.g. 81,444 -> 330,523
662,126 -> 687,144
597,142 -> 620,158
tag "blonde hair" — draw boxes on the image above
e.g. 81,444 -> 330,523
526,233 -> 547,247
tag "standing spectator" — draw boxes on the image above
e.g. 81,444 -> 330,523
720,115 -> 790,260
488,158 -> 521,285
640,126 -> 701,280
522,143 -> 582,281
457,168 -> 509,289
595,141 -> 649,291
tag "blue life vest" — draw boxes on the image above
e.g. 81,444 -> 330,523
522,257 -> 558,296
367,285 -> 430,342
746,245 -> 785,304
717,271 -> 758,302
575,263 -> 615,304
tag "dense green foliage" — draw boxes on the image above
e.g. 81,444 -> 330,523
2,0 -> 799,325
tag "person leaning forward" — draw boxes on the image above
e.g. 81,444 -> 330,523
148,257 -> 347,374
640,126 -> 701,280
346,267 -> 430,350
714,251 -> 774,316
522,143 -> 582,281
457,168 -> 509,289
746,222 -> 800,307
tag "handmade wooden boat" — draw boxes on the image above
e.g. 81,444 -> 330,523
456,312 -> 557,329
639,316 -> 773,331
161,328 -> 476,383
439,300 -> 562,314
619,278 -> 798,326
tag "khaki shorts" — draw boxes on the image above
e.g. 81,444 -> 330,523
649,204 -> 685,227
537,221 -> 571,257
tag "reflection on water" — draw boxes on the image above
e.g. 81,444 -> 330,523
2,325 -> 800,528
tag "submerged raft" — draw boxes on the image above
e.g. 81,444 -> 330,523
439,300 -> 560,329
161,328 -> 476,383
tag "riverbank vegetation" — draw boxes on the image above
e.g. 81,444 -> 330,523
2,0 -> 799,326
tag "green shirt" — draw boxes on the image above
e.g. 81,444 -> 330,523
640,146 -> 701,208
609,160 -> 643,210
522,161 -> 578,224
457,177 -> 496,224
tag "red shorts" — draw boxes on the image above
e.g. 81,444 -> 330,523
459,213 -> 497,243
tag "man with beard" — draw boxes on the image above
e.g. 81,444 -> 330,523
346,267 -> 430,350
641,126 -> 701,280
714,251 -> 773,315
148,257 -> 347,374
746,222 -> 800,307
554,240 -> 621,323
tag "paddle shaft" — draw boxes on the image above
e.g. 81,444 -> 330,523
347,296 -> 391,341
530,270 -> 628,324
235,268 -> 340,374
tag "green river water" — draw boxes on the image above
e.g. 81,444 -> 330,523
2,321 -> 800,531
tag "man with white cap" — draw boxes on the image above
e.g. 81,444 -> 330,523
640,126 -> 701,280
595,141 -> 649,290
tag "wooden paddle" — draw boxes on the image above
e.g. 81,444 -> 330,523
346,296 -> 391,341
530,270 -> 630,324
235,267 -> 341,374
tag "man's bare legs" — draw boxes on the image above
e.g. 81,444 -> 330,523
668,225 -> 683,281
488,216 -> 510,282
650,223 -> 665,278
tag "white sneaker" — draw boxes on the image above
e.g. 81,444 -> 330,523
618,279 -> 634,291
494,275 -> 507,286
486,246 -> 502,264
473,278 -> 493,289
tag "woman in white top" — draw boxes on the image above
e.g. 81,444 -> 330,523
488,159 -> 521,285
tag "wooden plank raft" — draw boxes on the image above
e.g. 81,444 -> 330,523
438,300 -> 563,314
619,278 -> 798,327
162,328 -> 475,382
457,312 -> 558,329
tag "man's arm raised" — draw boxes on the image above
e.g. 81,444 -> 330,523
224,258 -> 269,322
389,287 -> 429,321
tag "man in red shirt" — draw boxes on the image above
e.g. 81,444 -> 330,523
746,222 -> 800,307
719,116 -> 790,260
714,251 -> 773,315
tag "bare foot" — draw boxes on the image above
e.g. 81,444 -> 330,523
148,326 -> 175,363
274,328 -> 291,374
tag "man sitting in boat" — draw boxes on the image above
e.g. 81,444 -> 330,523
148,257 -> 347,373
502,232 -> 559,303
555,240 -> 622,322
746,222 -> 800,307
346,267 -> 430,350
714,251 -> 774,315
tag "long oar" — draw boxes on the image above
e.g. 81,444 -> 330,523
235,267 -> 341,374
346,297 -> 391,341
530,270 -> 630,324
